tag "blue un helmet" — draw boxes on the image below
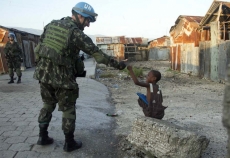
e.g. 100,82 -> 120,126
8,33 -> 15,39
72,2 -> 98,22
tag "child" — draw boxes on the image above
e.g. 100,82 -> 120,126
127,65 -> 167,119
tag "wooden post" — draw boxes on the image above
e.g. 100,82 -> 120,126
217,3 -> 222,40
224,22 -> 226,40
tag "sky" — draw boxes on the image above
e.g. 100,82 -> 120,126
1,0 -> 229,40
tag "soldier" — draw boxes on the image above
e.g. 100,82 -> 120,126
4,33 -> 22,84
33,2 -> 126,152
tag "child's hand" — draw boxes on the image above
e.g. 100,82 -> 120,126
127,65 -> 132,71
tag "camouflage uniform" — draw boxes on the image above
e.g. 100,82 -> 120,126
34,17 -> 115,135
4,41 -> 22,78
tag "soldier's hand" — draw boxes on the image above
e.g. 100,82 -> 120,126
117,61 -> 126,70
110,59 -> 126,70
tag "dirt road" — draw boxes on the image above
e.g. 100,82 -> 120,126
96,60 -> 227,158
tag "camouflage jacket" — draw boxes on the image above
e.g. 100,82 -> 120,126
33,17 -> 111,89
4,41 -> 22,61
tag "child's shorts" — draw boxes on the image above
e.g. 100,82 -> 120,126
137,93 -> 148,105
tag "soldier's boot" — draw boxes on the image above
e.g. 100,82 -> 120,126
37,124 -> 54,145
17,76 -> 21,84
8,77 -> 14,84
63,132 -> 82,152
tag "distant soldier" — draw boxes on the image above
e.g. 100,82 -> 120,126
33,2 -> 126,152
4,33 -> 22,84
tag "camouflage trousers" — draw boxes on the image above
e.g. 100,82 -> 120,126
7,60 -> 21,77
38,82 -> 79,133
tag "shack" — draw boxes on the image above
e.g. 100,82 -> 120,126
169,15 -> 203,74
148,36 -> 170,61
96,36 -> 126,61
96,36 -> 148,61
199,0 -> 230,81
0,26 -> 40,74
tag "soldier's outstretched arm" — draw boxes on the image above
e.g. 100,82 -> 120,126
72,29 -> 126,70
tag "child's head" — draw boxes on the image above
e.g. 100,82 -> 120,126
146,70 -> 161,83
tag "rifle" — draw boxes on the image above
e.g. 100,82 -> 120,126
6,51 -> 13,60
75,57 -> 87,77
6,50 -> 23,62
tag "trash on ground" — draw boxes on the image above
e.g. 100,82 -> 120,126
106,113 -> 118,117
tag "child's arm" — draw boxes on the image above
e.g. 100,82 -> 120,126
127,65 -> 149,87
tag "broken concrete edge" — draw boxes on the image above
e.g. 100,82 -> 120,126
126,116 -> 210,158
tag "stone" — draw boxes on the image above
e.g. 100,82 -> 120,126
0,151 -> 17,158
9,143 -> 32,152
14,151 -> 40,158
127,116 -> 210,158
5,136 -> 27,144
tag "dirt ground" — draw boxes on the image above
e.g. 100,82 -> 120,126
94,60 -> 228,158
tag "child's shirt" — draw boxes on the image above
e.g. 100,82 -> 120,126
137,83 -> 167,119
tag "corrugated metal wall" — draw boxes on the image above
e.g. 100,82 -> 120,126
98,44 -> 125,61
181,44 -> 199,75
23,40 -> 32,67
0,28 -> 8,73
170,21 -> 229,81
199,40 -> 230,81
114,44 -> 125,61
0,48 -> 7,73
170,22 -> 200,46
210,21 -> 219,81
219,40 -> 230,81
133,49 -> 148,61
199,41 -> 211,79
149,47 -> 170,61
201,29 -> 211,41
171,43 -> 203,76
168,14 -> 230,82
170,45 -> 181,71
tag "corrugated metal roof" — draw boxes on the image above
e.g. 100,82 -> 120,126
96,36 -> 126,44
200,1 -> 230,26
96,36 -> 148,45
0,25 -> 39,36
170,15 -> 203,33
183,16 -> 203,23
148,36 -> 170,43
116,36 -> 126,44
175,15 -> 204,25
96,37 -> 112,44
148,36 -> 170,48
125,37 -> 142,44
